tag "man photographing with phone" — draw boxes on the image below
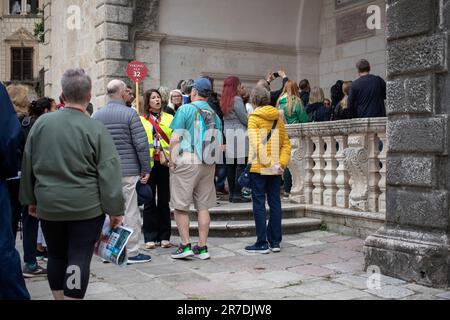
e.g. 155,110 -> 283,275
257,70 -> 289,107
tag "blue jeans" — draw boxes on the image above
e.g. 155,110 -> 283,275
22,206 -> 39,265
250,174 -> 282,247
215,152 -> 227,190
0,180 -> 30,300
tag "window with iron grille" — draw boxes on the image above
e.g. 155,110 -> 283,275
11,47 -> 33,81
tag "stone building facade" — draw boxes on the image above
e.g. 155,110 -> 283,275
43,0 -> 386,108
0,0 -> 44,96
40,0 -> 450,288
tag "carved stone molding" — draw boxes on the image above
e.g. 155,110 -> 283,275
344,135 -> 369,211
288,138 -> 305,204
134,31 -> 321,57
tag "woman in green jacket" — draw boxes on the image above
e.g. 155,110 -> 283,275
277,80 -> 309,199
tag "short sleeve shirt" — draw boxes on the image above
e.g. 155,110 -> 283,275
170,100 -> 215,158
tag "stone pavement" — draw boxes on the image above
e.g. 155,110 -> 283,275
23,231 -> 450,300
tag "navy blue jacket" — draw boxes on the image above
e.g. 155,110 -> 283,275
0,83 -> 22,180
306,102 -> 332,122
348,74 -> 386,118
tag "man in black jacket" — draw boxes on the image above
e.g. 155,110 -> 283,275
0,82 -> 30,300
348,59 -> 386,118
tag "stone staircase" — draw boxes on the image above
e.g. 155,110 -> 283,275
171,200 -> 322,237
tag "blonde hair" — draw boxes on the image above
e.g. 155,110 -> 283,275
6,84 -> 29,118
168,89 -> 183,111
277,80 -> 301,116
309,87 -> 325,104
340,81 -> 352,109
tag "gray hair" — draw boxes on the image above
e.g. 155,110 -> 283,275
257,79 -> 270,91
158,86 -> 170,104
61,69 -> 92,104
106,79 -> 127,98
250,85 -> 271,107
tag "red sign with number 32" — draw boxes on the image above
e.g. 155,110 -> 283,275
126,61 -> 148,83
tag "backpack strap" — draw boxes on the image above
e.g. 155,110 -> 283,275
262,120 -> 278,145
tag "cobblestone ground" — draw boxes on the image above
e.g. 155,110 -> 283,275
22,231 -> 450,300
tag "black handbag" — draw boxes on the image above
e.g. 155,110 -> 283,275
238,120 -> 278,188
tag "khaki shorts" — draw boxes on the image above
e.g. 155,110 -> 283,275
170,153 -> 217,212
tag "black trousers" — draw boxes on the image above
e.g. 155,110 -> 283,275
143,161 -> 171,243
226,158 -> 247,198
40,214 -> 104,299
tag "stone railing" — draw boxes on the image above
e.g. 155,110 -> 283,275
285,118 -> 387,214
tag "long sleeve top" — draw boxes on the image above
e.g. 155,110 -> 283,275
20,108 -> 124,221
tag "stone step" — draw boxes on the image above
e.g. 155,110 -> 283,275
171,201 -> 305,221
171,217 -> 322,237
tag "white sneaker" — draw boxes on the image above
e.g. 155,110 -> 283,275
145,242 -> 156,249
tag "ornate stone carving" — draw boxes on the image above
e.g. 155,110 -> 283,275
343,135 -> 369,211
285,119 -> 386,213
287,138 -> 305,204
377,133 -> 387,212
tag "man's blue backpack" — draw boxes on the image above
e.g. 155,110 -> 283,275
192,101 -> 222,165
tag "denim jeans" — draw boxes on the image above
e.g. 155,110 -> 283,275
250,173 -> 282,247
22,205 -> 39,265
0,180 -> 30,300
215,152 -> 227,190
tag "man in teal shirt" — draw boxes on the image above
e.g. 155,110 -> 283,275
169,78 -> 222,261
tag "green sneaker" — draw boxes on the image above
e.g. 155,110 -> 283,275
171,243 -> 194,259
192,245 -> 211,260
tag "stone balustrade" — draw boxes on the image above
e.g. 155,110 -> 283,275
286,118 -> 387,214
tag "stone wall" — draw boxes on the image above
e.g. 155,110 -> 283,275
44,0 -> 135,108
364,0 -> 450,288
319,0 -> 386,94
134,0 -> 311,93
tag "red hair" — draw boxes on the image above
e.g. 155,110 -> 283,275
220,76 -> 240,117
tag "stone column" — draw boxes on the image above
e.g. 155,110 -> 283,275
364,0 -> 450,288
95,0 -> 134,108
311,136 -> 325,205
335,135 -> 350,208
43,0 -> 51,95
133,0 -> 160,91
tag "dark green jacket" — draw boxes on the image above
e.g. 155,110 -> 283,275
20,108 -> 124,221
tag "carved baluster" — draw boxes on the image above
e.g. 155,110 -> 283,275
322,135 -> 337,207
303,136 -> 314,204
344,135 -> 369,211
377,132 -> 387,213
311,136 -> 325,206
335,135 -> 350,208
288,137 -> 305,204
367,133 -> 380,212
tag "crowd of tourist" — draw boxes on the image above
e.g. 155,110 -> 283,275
0,58 -> 386,300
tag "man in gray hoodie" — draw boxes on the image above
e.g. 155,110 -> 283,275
93,79 -> 152,264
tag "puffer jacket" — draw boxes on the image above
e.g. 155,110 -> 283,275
247,106 -> 291,175
93,99 -> 150,177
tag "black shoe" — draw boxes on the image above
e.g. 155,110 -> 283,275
230,195 -> 251,203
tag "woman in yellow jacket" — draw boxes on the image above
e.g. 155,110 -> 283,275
245,86 -> 291,254
141,89 -> 174,249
